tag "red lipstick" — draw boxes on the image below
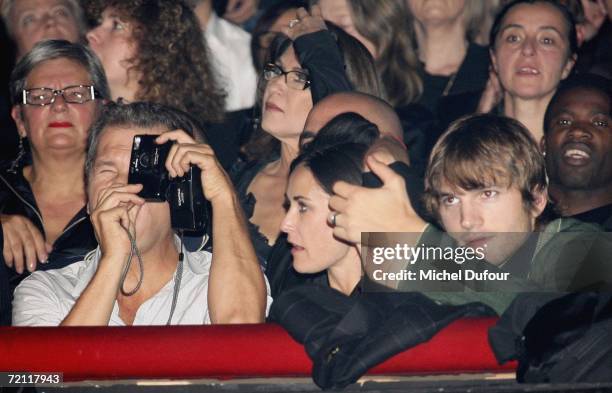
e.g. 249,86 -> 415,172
48,122 -> 73,128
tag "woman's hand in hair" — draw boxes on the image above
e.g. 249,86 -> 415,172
1,214 -> 52,274
329,156 -> 426,244
282,5 -> 327,41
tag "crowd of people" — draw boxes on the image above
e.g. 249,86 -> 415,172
0,0 -> 611,384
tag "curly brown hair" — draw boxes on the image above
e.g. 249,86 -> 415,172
84,0 -> 225,123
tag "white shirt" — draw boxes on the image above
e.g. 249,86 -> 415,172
205,12 -> 257,112
13,242 -> 272,326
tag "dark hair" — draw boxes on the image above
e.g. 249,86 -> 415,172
544,73 -> 612,135
85,101 -> 206,180
489,0 -> 578,56
251,0 -> 307,72
425,114 -> 547,219
85,0 -> 226,123
243,24 -> 384,163
290,112 -> 380,194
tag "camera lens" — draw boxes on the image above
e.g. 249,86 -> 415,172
139,152 -> 150,168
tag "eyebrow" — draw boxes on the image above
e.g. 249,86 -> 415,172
556,108 -> 611,117
292,195 -> 310,202
499,24 -> 564,37
276,62 -> 308,73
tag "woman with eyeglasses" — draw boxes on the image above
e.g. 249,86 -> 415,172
0,40 -> 109,325
231,5 -> 387,272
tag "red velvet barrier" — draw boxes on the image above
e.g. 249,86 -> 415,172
0,318 -> 515,381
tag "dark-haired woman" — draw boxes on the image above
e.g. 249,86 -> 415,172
486,0 -> 577,141
281,113 -> 380,294
232,6 -> 385,269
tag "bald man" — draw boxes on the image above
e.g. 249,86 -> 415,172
304,92 -> 404,140
302,92 -> 427,170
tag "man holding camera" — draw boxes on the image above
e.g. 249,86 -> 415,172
12,102 -> 270,326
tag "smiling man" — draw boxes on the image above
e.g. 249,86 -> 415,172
543,73 -> 612,230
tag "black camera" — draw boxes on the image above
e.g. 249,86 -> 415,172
127,134 -> 209,232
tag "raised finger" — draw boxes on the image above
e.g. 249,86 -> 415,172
26,223 -> 48,264
97,189 -> 145,212
169,144 -> 193,177
172,146 -> 215,176
96,184 -> 143,207
310,4 -> 323,18
21,233 -> 38,273
8,234 -> 25,274
3,243 -> 14,269
165,142 -> 181,178
156,130 -> 195,145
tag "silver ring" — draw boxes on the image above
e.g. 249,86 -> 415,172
288,19 -> 300,28
330,212 -> 338,227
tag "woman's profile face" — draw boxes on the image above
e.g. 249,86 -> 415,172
281,165 -> 352,274
261,46 -> 313,145
13,58 -> 98,156
86,8 -> 137,99
491,1 -> 575,101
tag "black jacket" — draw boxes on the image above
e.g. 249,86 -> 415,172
0,160 -> 97,325
270,284 -> 495,389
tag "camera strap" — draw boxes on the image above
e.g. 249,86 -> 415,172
119,228 -> 184,325
166,232 -> 184,325
119,229 -> 144,296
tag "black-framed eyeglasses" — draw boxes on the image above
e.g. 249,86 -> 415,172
263,63 -> 310,91
22,85 -> 99,106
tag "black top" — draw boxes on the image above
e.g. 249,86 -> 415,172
203,108 -> 254,171
0,160 -> 97,325
0,92 -> 19,163
418,42 -> 490,115
417,43 -> 490,154
230,158 -> 276,269
575,20 -> 612,79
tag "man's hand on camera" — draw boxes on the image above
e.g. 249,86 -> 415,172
156,131 -> 233,204
90,183 -> 144,263
1,214 -> 52,274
